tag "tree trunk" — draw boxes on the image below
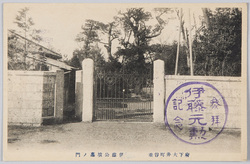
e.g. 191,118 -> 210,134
181,21 -> 190,69
221,56 -> 228,76
205,55 -> 209,76
202,8 -> 210,29
107,24 -> 112,60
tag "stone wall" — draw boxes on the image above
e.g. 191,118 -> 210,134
165,75 -> 241,129
8,71 -> 45,126
8,70 -> 64,126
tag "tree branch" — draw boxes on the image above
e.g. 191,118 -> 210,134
99,41 -> 108,45
145,27 -> 163,39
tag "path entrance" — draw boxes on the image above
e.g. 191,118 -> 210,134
94,67 -> 153,122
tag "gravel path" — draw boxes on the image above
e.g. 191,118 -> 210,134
8,122 -> 241,154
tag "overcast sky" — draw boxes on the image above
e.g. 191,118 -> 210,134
4,3 -> 205,59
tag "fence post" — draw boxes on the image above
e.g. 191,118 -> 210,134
82,58 -> 94,122
153,59 -> 165,123
75,70 -> 83,120
55,70 -> 64,123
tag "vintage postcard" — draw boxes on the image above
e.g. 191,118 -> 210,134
3,3 -> 247,161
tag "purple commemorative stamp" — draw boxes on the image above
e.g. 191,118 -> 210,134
165,82 -> 228,145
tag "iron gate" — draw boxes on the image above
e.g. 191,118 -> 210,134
94,68 -> 153,122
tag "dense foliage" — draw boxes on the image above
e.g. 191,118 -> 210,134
69,7 -> 241,76
9,7 -> 242,76
193,8 -> 242,76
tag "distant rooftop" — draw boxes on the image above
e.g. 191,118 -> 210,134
8,30 -> 62,60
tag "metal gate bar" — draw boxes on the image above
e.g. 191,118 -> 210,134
94,68 -> 153,122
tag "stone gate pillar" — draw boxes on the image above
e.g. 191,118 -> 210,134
55,70 -> 64,123
153,59 -> 165,123
82,58 -> 94,122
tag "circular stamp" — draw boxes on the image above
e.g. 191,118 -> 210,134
165,81 -> 228,145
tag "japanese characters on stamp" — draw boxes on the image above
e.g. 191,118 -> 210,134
165,82 -> 228,145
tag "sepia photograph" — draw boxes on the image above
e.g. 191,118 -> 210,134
2,3 -> 247,161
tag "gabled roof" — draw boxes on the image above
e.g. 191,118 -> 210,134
8,30 -> 77,71
26,54 -> 76,71
8,30 -> 62,60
